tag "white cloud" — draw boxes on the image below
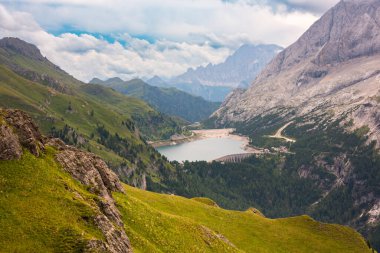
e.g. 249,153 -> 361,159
0,4 -> 232,81
0,0 -> 334,81
2,0 -> 321,46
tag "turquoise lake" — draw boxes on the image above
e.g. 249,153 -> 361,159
156,137 -> 248,162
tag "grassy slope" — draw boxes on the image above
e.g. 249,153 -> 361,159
0,148 -> 104,252
80,83 -> 184,140
0,65 -> 136,164
0,61 -> 177,187
115,185 -> 371,253
92,78 -> 220,122
0,146 -> 371,253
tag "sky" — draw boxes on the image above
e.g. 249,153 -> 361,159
0,0 -> 339,82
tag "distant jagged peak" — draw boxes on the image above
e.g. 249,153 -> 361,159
107,77 -> 124,83
147,75 -> 163,82
0,37 -> 46,62
89,77 -> 103,84
172,43 -> 282,88
89,76 -> 125,86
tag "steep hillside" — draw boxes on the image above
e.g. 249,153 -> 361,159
172,44 -> 282,88
0,109 -> 132,252
90,78 -> 220,122
0,109 -> 373,252
79,82 -> 184,139
117,185 -> 371,253
0,37 -> 179,188
210,0 -> 380,250
213,0 -> 380,145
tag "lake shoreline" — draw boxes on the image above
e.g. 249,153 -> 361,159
150,128 -> 264,155
149,128 -> 238,148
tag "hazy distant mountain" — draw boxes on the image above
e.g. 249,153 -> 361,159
146,76 -> 232,102
145,43 -> 282,101
172,44 -> 283,88
90,77 -> 220,122
146,75 -> 170,88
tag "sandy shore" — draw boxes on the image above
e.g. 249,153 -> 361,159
192,128 -> 236,138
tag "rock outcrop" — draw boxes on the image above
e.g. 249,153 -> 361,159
0,109 -> 44,157
0,109 -> 132,253
0,123 -> 22,160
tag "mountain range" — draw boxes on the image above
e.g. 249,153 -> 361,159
90,77 -> 220,122
145,44 -> 282,102
172,44 -> 283,88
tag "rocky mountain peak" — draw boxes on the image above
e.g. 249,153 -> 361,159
0,37 -> 46,62
258,0 -> 380,80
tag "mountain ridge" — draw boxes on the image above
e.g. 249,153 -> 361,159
90,77 -> 220,122
145,43 -> 282,102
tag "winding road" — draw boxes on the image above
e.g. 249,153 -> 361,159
267,121 -> 296,143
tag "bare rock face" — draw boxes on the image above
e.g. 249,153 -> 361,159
257,0 -> 380,78
350,99 -> 380,145
0,124 -> 22,160
50,144 -> 132,253
55,148 -> 124,196
1,109 -> 44,156
0,109 -> 132,253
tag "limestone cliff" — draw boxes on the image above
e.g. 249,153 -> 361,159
213,0 -> 380,146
